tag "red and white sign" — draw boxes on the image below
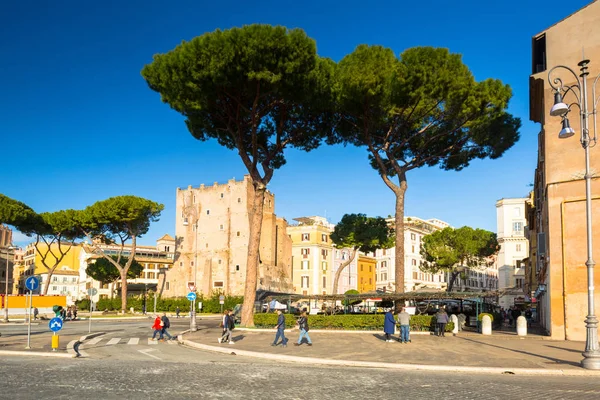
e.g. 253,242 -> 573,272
187,282 -> 196,292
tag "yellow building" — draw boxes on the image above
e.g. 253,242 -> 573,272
357,255 -> 376,293
529,1 -> 600,340
17,242 -> 82,300
288,216 -> 334,295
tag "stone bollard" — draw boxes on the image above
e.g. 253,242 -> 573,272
481,315 -> 492,335
451,314 -> 459,335
517,315 -> 527,336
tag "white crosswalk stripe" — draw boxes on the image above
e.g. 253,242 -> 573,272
128,338 -> 140,345
167,339 -> 177,344
87,337 -> 103,345
106,338 -> 121,345
148,338 -> 158,345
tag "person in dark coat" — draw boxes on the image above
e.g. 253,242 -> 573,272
436,307 -> 449,337
383,309 -> 396,342
271,309 -> 288,347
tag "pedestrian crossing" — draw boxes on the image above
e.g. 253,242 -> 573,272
82,337 -> 178,348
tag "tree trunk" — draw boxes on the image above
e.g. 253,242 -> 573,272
332,249 -> 357,295
240,182 -> 267,327
393,173 -> 408,294
42,272 -> 51,295
120,269 -> 128,314
447,271 -> 461,292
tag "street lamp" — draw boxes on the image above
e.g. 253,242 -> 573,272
183,191 -> 199,332
548,58 -> 599,370
3,245 -> 17,322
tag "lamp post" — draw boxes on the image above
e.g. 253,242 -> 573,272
548,58 -> 600,370
3,246 -> 17,322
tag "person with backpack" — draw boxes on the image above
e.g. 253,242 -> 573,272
218,309 -> 234,344
294,311 -> 312,346
161,313 -> 174,341
436,306 -> 449,337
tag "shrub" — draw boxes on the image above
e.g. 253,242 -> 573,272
477,313 -> 494,322
253,313 -> 454,332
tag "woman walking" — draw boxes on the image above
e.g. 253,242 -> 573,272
294,311 -> 312,346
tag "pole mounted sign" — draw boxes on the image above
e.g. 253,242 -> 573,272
187,292 -> 197,302
219,295 -> 225,305
25,276 -> 39,292
49,317 -> 63,332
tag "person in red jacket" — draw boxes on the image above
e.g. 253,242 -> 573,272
151,315 -> 163,341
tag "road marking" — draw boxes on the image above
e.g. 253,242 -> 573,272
138,348 -> 161,360
148,338 -> 158,345
86,337 -> 103,345
106,338 -> 121,345
167,340 -> 177,345
128,338 -> 140,345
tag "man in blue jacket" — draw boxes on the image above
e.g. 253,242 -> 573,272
272,309 -> 288,347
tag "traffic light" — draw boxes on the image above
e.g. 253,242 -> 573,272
52,305 -> 63,319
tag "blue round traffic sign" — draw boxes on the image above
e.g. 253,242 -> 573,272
187,292 -> 197,301
25,276 -> 39,291
49,317 -> 63,332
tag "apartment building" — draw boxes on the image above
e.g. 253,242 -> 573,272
331,247 -> 359,294
288,216 -> 334,296
0,225 -> 16,295
357,254 -> 376,293
528,1 -> 600,340
494,198 -> 529,309
165,176 -> 292,297
375,216 -> 449,292
13,236 -> 175,304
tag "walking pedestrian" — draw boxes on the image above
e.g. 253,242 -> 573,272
151,315 -> 163,341
525,308 -> 533,328
511,307 -> 522,330
175,306 -> 180,318
73,306 -> 78,320
508,306 -> 514,327
161,313 -> 174,340
383,308 -> 396,342
397,307 -> 411,343
271,309 -> 288,347
294,311 -> 312,346
436,307 -> 449,337
218,310 -> 234,344
66,307 -> 72,321
33,307 -> 39,320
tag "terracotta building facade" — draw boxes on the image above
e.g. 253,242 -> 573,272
528,1 -> 600,340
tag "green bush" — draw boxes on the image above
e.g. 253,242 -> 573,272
477,312 -> 494,322
80,293 -> 243,313
253,313 -> 454,332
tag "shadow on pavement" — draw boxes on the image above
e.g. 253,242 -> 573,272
456,336 -> 580,367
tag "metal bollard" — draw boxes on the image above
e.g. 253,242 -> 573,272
481,315 -> 492,335
516,315 -> 527,336
52,333 -> 59,351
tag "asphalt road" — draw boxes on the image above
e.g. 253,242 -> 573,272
1,355 -> 600,400
2,319 -> 600,399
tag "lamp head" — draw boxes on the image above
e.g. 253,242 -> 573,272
558,117 -> 575,139
550,92 -> 569,117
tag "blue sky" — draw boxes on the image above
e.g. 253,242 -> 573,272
0,0 -> 591,246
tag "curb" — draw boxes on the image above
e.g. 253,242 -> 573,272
0,349 -> 74,358
179,335 -> 600,377
67,332 -> 107,358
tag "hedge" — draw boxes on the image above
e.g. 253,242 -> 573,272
75,293 -> 243,314
253,313 -> 454,332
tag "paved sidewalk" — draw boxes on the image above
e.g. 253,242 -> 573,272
182,326 -> 600,375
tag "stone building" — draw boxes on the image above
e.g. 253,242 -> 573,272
165,176 -> 292,297
528,1 -> 600,340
